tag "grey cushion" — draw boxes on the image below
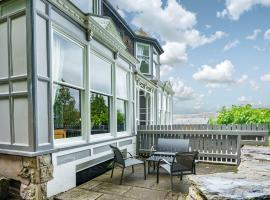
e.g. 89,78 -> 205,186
125,158 -> 144,167
157,138 -> 189,152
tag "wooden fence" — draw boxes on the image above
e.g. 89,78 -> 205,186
137,124 -> 268,165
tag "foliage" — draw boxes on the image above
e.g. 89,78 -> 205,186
209,104 -> 270,127
54,86 -> 81,127
117,111 -> 125,125
91,95 -> 109,127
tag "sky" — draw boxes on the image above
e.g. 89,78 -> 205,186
110,0 -> 270,114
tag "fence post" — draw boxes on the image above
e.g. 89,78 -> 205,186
236,134 -> 242,165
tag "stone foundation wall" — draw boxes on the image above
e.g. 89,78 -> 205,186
0,154 -> 53,200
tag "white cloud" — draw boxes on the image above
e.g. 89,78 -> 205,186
161,42 -> 187,65
246,29 -> 261,40
205,24 -> 212,29
217,0 -> 270,20
264,29 -> 270,40
111,0 -> 226,65
254,45 -> 266,51
223,40 -> 240,51
238,96 -> 249,104
169,77 -> 197,101
182,30 -> 226,49
192,60 -> 235,84
160,65 -> 173,79
237,74 -> 248,84
249,80 -> 260,90
261,73 -> 270,81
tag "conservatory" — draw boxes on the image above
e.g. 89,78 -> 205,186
0,0 -> 174,198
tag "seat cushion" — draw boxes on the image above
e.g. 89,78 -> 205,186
160,163 -> 190,175
125,158 -> 144,167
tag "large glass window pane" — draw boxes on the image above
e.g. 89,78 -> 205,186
90,53 -> 112,95
117,99 -> 126,132
90,92 -> 110,135
116,67 -> 128,99
52,31 -> 84,87
137,43 -> 150,74
53,85 -> 81,139
11,15 -> 27,76
0,21 -> 9,78
137,44 -> 149,56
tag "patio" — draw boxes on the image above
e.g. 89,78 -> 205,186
53,163 -> 237,200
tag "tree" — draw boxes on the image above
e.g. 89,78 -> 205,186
210,104 -> 270,127
91,94 -> 109,127
54,86 -> 81,128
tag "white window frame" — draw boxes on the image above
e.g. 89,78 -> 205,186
89,50 -> 113,141
136,42 -> 151,75
116,63 -> 131,136
51,26 -> 87,147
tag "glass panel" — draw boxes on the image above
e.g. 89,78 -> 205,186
36,0 -> 46,13
116,67 -> 128,99
53,84 -> 81,139
11,15 -> 27,76
37,81 -> 49,144
90,92 -> 110,135
0,21 -> 9,79
52,31 -> 84,87
138,56 -> 149,74
0,99 -> 11,144
117,99 -> 127,132
12,81 -> 27,92
36,15 -> 48,77
0,84 -> 9,94
137,43 -> 149,56
70,0 -> 93,13
90,53 -> 111,94
14,97 -> 29,145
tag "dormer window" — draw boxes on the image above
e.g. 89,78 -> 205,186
137,43 -> 150,74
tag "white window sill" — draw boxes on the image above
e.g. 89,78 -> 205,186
54,137 -> 86,148
117,131 -> 131,138
89,133 -> 114,143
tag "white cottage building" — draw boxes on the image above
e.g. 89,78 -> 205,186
0,0 -> 174,198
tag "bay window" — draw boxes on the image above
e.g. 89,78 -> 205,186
52,30 -> 84,140
137,43 -> 150,74
90,52 -> 112,135
116,67 -> 129,132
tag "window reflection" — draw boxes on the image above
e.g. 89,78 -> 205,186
117,99 -> 126,132
53,85 -> 81,139
90,93 -> 110,134
137,43 -> 150,74
52,32 -> 83,87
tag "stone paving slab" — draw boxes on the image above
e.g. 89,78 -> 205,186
55,188 -> 103,200
90,182 -> 132,196
123,186 -> 169,200
54,163 -> 236,200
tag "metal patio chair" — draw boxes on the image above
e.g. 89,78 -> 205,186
156,151 -> 198,190
110,145 -> 146,185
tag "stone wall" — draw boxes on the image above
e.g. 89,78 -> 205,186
0,154 -> 53,200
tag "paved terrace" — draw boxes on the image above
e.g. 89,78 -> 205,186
53,163 -> 236,200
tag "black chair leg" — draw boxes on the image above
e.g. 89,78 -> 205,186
180,172 -> 183,181
144,162 -> 146,180
170,174 -> 173,190
148,161 -> 150,174
120,167 -> 125,185
111,162 -> 115,178
156,166 -> 160,183
132,166 -> 134,173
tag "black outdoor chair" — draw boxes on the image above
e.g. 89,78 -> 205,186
156,151 -> 198,190
110,145 -> 146,185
